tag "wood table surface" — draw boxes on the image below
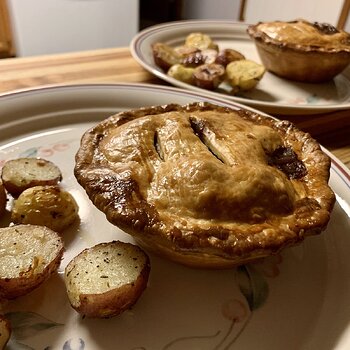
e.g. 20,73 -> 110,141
0,46 -> 349,169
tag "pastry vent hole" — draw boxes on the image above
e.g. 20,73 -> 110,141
189,117 -> 225,164
154,131 -> 164,161
267,146 -> 307,179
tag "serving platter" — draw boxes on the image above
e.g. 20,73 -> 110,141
0,83 -> 350,350
130,20 -> 350,115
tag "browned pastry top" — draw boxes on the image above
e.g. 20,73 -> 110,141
248,19 -> 350,52
74,103 -> 335,268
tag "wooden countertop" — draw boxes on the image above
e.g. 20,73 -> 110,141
0,46 -> 349,169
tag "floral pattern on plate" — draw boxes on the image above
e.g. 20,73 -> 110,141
0,84 -> 349,350
4,255 -> 282,350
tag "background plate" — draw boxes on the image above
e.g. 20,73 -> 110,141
0,84 -> 350,350
130,20 -> 350,115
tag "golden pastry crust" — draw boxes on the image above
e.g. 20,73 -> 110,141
248,19 -> 350,52
75,102 -> 335,268
247,19 -> 350,82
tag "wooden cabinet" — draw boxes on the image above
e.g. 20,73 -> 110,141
0,0 -> 15,58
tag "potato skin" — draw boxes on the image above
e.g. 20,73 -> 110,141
182,49 -> 217,67
65,241 -> 150,318
192,63 -> 226,90
0,225 -> 64,300
1,158 -> 62,196
185,32 -> 219,51
0,253 -> 62,300
11,185 -> 79,232
74,266 -> 149,318
152,42 -> 181,71
226,59 -> 266,91
215,48 -> 245,67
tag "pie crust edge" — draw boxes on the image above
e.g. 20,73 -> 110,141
74,102 -> 336,269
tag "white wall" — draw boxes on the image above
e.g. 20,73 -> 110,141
8,0 -> 139,57
7,0 -> 349,57
242,0 -> 344,26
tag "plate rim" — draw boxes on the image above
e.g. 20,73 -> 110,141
0,82 -> 266,115
1,81 -> 349,179
1,82 -> 350,350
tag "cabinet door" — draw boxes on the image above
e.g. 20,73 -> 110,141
0,0 -> 15,58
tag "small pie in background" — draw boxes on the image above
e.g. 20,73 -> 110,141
74,102 -> 335,269
247,19 -> 350,83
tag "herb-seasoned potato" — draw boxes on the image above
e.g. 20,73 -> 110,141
192,63 -> 226,90
152,42 -> 182,71
0,225 -> 64,300
226,59 -> 266,91
64,241 -> 150,318
168,64 -> 195,84
173,45 -> 198,57
152,32 -> 265,93
184,32 -> 219,51
215,48 -> 245,67
1,158 -> 62,196
0,315 -> 10,349
182,49 -> 218,67
11,185 -> 79,232
0,181 -> 6,218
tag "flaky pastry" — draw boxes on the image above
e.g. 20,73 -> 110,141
75,103 -> 335,268
247,19 -> 350,82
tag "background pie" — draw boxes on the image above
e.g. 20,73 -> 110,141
247,19 -> 350,83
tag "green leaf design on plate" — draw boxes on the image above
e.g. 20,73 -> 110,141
235,265 -> 269,311
6,311 -> 63,340
19,147 -> 38,158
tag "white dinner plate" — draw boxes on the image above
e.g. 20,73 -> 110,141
0,83 -> 350,350
130,20 -> 350,115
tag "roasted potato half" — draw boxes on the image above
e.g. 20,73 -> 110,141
192,63 -> 226,90
152,42 -> 182,71
182,49 -> 218,67
226,59 -> 266,91
0,225 -> 64,300
64,241 -> 150,318
1,158 -> 62,196
215,48 -> 245,67
167,64 -> 195,84
11,185 -> 79,232
173,45 -> 198,57
184,32 -> 219,51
